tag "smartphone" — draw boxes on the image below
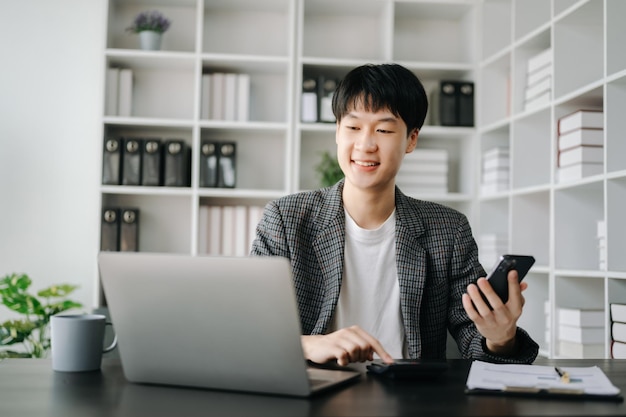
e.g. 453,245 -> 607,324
480,254 -> 535,307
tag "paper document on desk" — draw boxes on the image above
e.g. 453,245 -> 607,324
466,360 -> 620,396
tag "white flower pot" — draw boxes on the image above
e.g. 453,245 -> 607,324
139,31 -> 162,51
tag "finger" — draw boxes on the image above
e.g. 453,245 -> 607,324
351,327 -> 393,363
475,278 -> 503,312
506,270 -> 524,309
462,293 -> 480,321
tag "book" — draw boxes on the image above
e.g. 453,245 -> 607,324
141,138 -> 163,186
234,205 -> 248,256
317,75 -> 337,123
119,208 -> 139,252
163,139 -> 190,187
524,89 -> 551,111
558,340 -> 605,358
557,307 -> 604,327
410,148 -> 449,162
558,110 -> 604,135
118,68 -> 133,117
217,142 -> 236,188
558,145 -> 604,167
209,72 -> 225,120
611,340 -> 626,359
199,139 -> 218,188
612,322 -> 626,344
121,138 -> 142,186
197,205 -> 209,254
100,207 -> 120,251
102,137 -> 122,185
558,128 -> 604,151
610,303 -> 626,324
201,74 -> 211,120
207,205 -> 222,255
301,76 -> 318,123
557,162 -> 603,182
221,205 -> 235,256
558,324 -> 604,343
105,67 -> 119,116
526,63 -> 552,87
223,73 -> 237,121
456,81 -> 474,127
236,73 -> 250,122
526,48 -> 552,73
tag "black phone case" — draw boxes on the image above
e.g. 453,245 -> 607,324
483,254 -> 536,305
366,359 -> 449,380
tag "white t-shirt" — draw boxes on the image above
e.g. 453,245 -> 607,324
331,209 -> 406,359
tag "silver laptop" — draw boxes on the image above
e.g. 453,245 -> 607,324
98,252 -> 361,397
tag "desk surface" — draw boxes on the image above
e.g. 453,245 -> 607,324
2,358 -> 626,416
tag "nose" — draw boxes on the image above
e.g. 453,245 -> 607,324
354,130 -> 377,152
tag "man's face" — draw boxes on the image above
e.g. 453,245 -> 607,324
335,102 -> 418,193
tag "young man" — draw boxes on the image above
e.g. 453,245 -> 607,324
251,63 -> 539,366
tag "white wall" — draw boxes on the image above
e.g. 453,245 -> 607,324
0,0 -> 107,320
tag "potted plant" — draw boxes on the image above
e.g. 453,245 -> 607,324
127,10 -> 172,51
315,151 -> 344,187
0,273 -> 83,358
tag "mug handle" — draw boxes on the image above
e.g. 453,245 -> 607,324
103,322 -> 118,353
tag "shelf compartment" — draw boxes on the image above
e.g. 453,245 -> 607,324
606,76 -> 626,173
393,1 -> 475,64
202,0 -> 293,57
512,29 -> 551,116
513,0 -> 550,41
511,109 -> 551,189
553,0 -> 604,99
517,272 -> 549,354
478,198 -> 510,269
607,177 -> 626,272
555,181 -> 604,271
607,0 -> 626,76
199,128 -> 288,192
301,0 -> 390,61
480,0 -> 512,60
511,191 -> 550,266
100,193 -> 193,254
298,128 -> 336,192
106,0 -> 197,52
479,52 -> 511,126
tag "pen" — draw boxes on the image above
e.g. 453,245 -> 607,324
555,367 -> 570,383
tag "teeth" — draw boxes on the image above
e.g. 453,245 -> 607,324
354,161 -> 378,167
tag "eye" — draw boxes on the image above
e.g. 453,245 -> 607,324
377,128 -> 394,134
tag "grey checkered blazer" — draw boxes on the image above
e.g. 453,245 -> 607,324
251,179 -> 539,364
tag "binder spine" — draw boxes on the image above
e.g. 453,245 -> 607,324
141,138 -> 163,186
100,208 -> 120,251
217,142 -> 237,188
102,137 -> 122,185
199,139 -> 219,188
119,208 -> 139,252
163,139 -> 191,187
121,138 -> 142,185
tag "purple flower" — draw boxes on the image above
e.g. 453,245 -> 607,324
127,10 -> 171,34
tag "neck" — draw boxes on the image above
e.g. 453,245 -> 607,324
342,182 -> 396,230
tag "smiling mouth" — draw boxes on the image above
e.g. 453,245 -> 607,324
353,160 -> 380,167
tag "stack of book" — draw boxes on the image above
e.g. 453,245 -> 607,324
557,307 -> 605,358
524,48 -> 552,111
201,72 -> 250,121
479,234 -> 508,270
106,67 -> 133,117
100,207 -> 140,252
557,109 -> 604,183
480,147 -> 509,195
396,149 -> 448,194
597,219 -> 607,270
610,303 -> 626,359
301,74 -> 339,123
197,205 -> 265,257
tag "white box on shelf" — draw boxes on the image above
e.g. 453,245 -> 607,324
558,324 -> 604,343
483,156 -> 510,171
526,48 -> 552,74
524,90 -> 551,111
106,67 -> 120,116
611,340 -> 626,359
558,128 -> 604,151
524,76 -> 551,102
557,162 -> 603,183
558,340 -> 605,358
483,147 -> 509,160
558,110 -> 604,135
201,74 -> 211,120
526,63 -> 553,87
409,149 -> 448,162
558,145 -> 604,167
610,303 -> 626,324
483,169 -> 509,183
612,322 -> 626,344
236,73 -> 250,122
557,307 -> 604,327
118,68 -> 133,117
400,161 -> 448,175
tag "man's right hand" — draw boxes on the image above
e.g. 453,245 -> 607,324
301,325 -> 394,366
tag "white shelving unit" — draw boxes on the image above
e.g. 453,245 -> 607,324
477,0 -> 626,358
98,0 -> 479,306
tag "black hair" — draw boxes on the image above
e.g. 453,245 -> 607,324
331,63 -> 428,133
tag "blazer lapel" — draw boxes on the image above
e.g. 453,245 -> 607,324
312,182 -> 346,334
394,189 -> 428,358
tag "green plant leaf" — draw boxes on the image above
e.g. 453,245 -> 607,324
314,151 -> 344,187
38,284 -> 79,298
0,292 -> 44,316
0,273 -> 31,292
48,300 -> 83,316
0,320 -> 36,345
0,350 -> 33,359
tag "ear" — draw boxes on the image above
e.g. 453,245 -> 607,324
405,128 -> 419,153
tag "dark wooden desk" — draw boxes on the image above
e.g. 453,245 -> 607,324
2,358 -> 626,416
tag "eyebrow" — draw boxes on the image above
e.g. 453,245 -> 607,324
344,112 -> 399,123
